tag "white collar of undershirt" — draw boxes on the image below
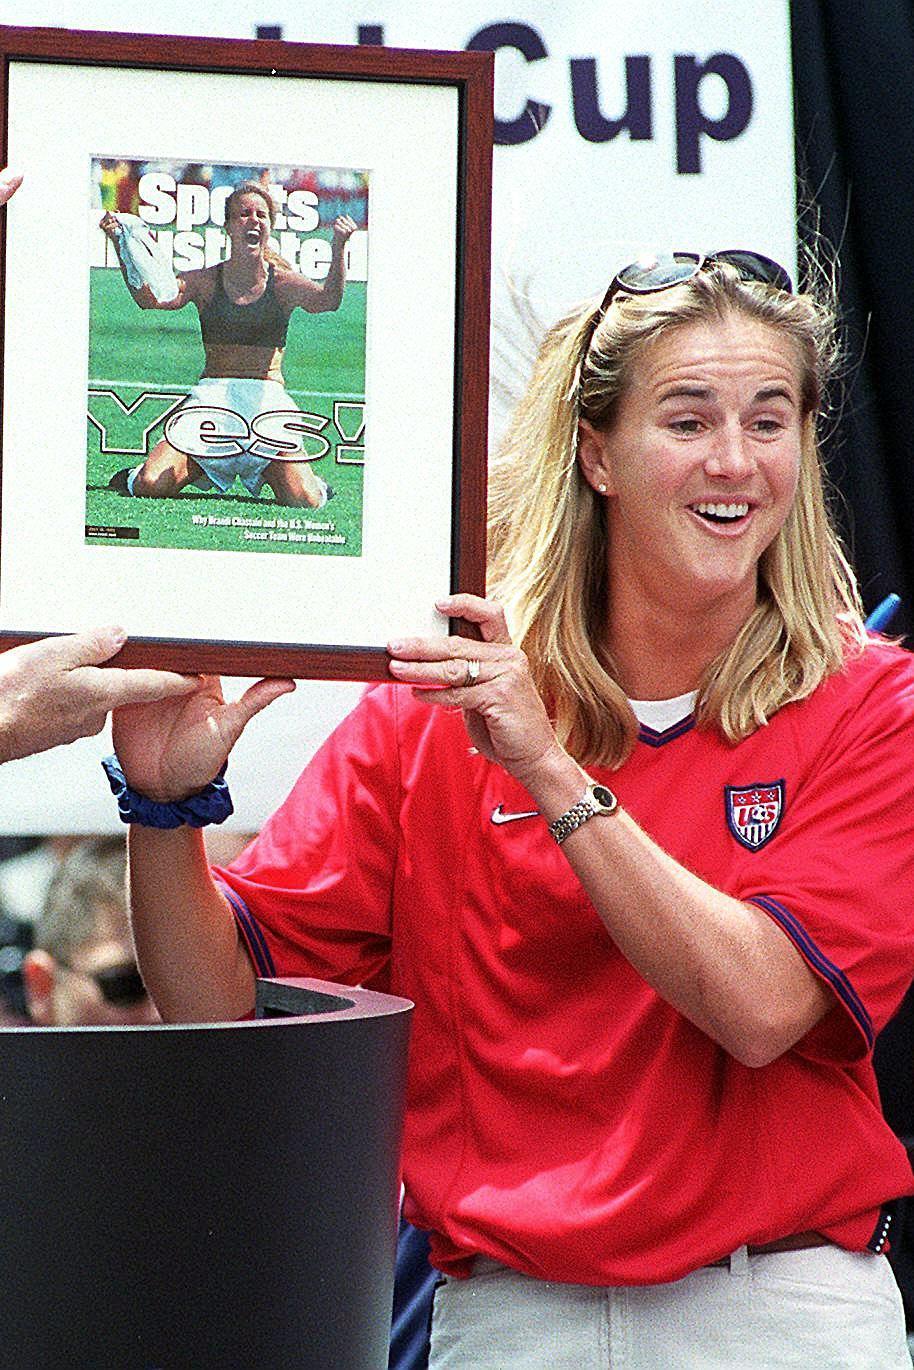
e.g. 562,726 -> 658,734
628,690 -> 698,731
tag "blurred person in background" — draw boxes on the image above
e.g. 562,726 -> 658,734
22,837 -> 156,1027
19,832 -> 255,1028
0,837 -> 66,1025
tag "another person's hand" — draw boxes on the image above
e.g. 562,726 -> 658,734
0,169 -> 22,207
387,594 -> 563,785
112,674 -> 295,802
0,628 -> 197,765
332,215 -> 358,243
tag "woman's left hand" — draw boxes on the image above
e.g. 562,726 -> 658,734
332,215 -> 358,243
387,594 -> 563,785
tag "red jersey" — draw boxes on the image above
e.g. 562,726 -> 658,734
216,639 -> 914,1284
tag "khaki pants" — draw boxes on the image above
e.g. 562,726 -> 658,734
429,1247 -> 910,1368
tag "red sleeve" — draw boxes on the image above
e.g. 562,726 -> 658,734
214,686 -> 401,993
737,647 -> 914,1062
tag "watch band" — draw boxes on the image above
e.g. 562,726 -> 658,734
548,781 -> 618,845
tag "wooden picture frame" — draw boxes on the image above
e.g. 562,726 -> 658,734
0,26 -> 492,679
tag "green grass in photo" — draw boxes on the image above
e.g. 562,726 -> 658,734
85,265 -> 366,558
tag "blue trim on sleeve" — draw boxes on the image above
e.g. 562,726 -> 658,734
749,894 -> 874,1048
217,880 -> 276,978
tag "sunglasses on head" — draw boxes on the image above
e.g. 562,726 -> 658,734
576,250 -> 794,380
602,250 -> 794,310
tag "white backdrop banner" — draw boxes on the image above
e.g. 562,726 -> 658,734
0,1 -> 794,832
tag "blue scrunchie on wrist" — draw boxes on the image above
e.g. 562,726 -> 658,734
101,755 -> 233,828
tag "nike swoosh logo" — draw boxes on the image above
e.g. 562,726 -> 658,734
491,805 -> 540,825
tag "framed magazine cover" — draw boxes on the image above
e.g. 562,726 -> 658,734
0,26 -> 492,680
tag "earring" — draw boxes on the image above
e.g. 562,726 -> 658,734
597,483 -> 607,493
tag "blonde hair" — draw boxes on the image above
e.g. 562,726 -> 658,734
487,262 -> 866,768
36,838 -> 128,961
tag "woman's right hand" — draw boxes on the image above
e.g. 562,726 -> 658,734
112,674 -> 295,802
99,210 -> 120,239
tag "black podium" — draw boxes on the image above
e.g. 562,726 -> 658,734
0,978 -> 413,1369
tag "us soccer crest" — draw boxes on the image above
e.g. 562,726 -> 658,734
724,780 -> 785,851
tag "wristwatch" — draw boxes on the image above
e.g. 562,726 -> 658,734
548,781 -> 618,845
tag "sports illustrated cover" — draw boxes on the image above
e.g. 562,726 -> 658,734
85,157 -> 368,557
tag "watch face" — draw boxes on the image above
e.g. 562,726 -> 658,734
591,785 -> 615,811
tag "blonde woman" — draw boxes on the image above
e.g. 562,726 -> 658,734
113,251 -> 914,1366
101,180 -> 356,507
